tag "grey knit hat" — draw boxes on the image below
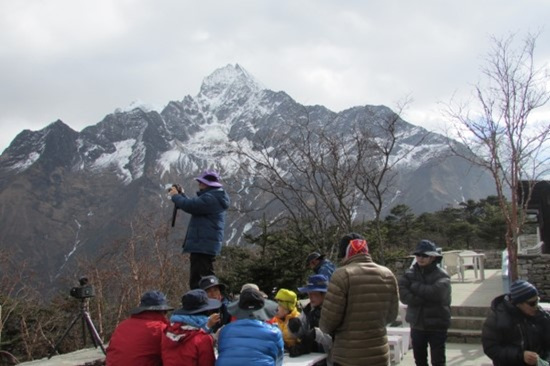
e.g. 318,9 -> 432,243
509,280 -> 538,305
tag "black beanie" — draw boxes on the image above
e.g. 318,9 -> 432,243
338,232 -> 364,258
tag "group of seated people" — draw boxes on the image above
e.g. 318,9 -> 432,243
105,272 -> 333,366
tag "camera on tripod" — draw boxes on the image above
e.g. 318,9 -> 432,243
70,276 -> 95,299
49,276 -> 105,358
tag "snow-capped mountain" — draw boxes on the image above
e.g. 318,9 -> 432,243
0,64 -> 495,288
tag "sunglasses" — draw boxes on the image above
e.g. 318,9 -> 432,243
525,298 -> 539,307
415,253 -> 430,258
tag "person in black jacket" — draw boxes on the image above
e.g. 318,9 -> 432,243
198,275 -> 232,333
398,240 -> 451,366
482,280 -> 550,366
288,274 -> 333,362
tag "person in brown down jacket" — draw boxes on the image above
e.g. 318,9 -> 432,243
320,233 -> 399,366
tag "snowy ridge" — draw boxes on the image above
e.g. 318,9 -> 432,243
91,139 -> 140,184
115,100 -> 159,114
11,151 -> 41,172
2,64 -> 477,194
199,63 -> 264,100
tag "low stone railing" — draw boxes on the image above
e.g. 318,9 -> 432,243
518,253 -> 550,302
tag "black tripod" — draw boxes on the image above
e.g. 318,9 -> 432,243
48,297 -> 106,358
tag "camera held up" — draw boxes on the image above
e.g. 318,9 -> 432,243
70,276 -> 95,299
169,184 -> 183,227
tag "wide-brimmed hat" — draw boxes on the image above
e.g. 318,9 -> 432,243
199,275 -> 227,293
305,252 -> 325,266
195,170 -> 223,188
298,274 -> 329,293
227,288 -> 277,321
172,289 -> 221,315
130,290 -> 174,315
412,240 -> 441,257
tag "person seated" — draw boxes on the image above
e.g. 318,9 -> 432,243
199,275 -> 232,332
305,252 -> 336,280
106,290 -> 174,366
482,280 -> 550,366
217,288 -> 284,366
241,283 -> 268,298
271,288 -> 301,349
288,274 -> 332,360
161,289 -> 221,366
232,283 -> 277,323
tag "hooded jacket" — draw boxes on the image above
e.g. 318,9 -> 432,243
106,311 -> 168,366
216,319 -> 284,366
314,259 -> 336,280
319,253 -> 399,366
272,307 -> 301,348
161,322 -> 216,366
172,187 -> 230,256
398,261 -> 451,330
482,294 -> 550,366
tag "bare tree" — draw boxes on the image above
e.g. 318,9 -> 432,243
232,103 -> 423,258
352,99 -> 426,262
445,33 -> 550,281
232,112 -> 362,254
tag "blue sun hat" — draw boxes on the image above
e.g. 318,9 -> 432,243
298,274 -> 329,293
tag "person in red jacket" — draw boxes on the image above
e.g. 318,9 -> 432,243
162,289 -> 222,366
106,290 -> 174,366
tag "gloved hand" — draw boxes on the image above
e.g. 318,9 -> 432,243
288,317 -> 302,335
288,342 -> 310,357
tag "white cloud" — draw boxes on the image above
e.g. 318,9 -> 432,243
1,0 -> 550,153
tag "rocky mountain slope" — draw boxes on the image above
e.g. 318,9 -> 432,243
0,64 -> 495,287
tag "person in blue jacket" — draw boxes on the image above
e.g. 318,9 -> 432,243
305,252 -> 336,280
169,169 -> 230,289
216,288 -> 284,366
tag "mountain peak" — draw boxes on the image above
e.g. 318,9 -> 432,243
199,64 -> 264,99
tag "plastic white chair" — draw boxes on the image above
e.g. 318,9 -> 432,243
442,251 -> 465,281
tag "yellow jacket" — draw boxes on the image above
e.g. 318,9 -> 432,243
272,308 -> 301,348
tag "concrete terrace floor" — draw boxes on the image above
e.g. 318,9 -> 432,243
20,269 -> 504,366
449,268 -> 505,307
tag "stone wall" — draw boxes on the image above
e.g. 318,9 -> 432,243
518,253 -> 550,302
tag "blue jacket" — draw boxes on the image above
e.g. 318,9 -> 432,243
315,259 -> 336,280
216,319 -> 284,366
172,187 -> 230,256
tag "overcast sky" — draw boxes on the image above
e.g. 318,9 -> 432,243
1,0 -> 549,154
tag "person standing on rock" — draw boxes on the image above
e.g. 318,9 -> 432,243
398,239 -> 451,366
169,169 -> 230,290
